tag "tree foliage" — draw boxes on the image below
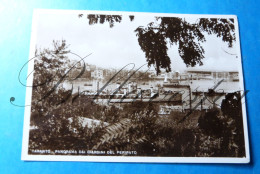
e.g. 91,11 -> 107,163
129,15 -> 135,22
31,40 -> 70,107
221,91 -> 242,119
198,108 -> 225,137
221,92 -> 245,157
87,14 -> 122,28
81,14 -> 236,75
135,17 -> 236,74
30,40 -> 72,136
197,92 -> 246,157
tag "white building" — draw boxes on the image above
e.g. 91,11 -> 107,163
91,69 -> 103,79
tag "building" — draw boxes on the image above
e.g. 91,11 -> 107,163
91,69 -> 103,79
186,70 -> 239,82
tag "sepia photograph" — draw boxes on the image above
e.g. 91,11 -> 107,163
21,9 -> 249,163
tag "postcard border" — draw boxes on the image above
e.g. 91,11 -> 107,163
21,9 -> 250,163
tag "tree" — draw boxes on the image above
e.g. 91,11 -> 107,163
221,91 -> 242,119
197,108 -> 230,157
197,92 -> 246,157
29,40 -> 106,152
80,14 -> 236,75
31,40 -> 71,118
198,108 -> 225,137
221,92 -> 245,157
136,17 -> 235,75
30,40 -> 73,141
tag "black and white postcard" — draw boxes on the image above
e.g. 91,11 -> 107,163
21,9 -> 250,163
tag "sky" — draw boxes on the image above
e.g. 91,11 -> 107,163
35,11 -> 240,72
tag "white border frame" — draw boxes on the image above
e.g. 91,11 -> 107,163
21,9 -> 250,163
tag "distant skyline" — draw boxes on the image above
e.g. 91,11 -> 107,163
35,12 -> 240,73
